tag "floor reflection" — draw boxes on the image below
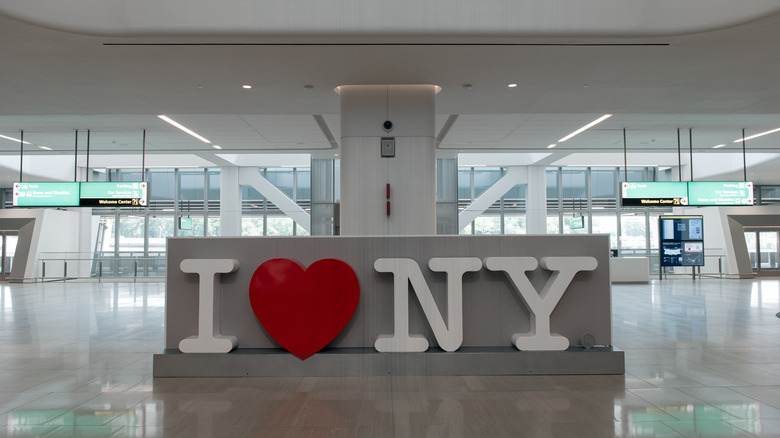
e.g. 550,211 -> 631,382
0,279 -> 779,436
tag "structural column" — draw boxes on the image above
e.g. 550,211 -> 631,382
219,166 -> 241,236
338,84 -> 438,236
526,166 -> 548,234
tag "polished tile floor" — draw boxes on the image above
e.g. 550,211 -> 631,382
1,278 -> 780,437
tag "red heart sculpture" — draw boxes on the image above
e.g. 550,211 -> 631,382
249,258 -> 360,360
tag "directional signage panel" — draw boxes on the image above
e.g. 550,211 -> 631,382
687,181 -> 753,206
13,182 -> 80,207
620,181 -> 688,206
79,182 -> 148,207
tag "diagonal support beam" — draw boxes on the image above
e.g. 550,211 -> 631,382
458,166 -> 526,231
238,167 -> 310,233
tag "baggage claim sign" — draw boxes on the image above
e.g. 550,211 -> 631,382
13,182 -> 148,207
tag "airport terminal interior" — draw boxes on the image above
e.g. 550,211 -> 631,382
3,1 -> 780,437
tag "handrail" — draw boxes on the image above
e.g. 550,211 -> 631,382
39,254 -> 166,281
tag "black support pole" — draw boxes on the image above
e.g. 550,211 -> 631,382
142,129 -> 147,181
677,128 -> 682,181
19,130 -> 23,182
86,129 -> 91,182
74,129 -> 79,182
689,129 -> 694,182
622,128 -> 628,181
742,128 -> 747,182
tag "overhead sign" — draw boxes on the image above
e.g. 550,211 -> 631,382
13,182 -> 80,207
13,181 -> 148,207
687,181 -> 753,206
77,182 -> 148,207
620,182 -> 688,206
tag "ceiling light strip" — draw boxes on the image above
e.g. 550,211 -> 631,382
558,114 -> 612,142
158,115 -> 211,143
0,134 -> 31,144
732,127 -> 780,142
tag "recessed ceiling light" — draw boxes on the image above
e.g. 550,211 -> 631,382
558,114 -> 612,142
507,83 -> 518,88
157,115 -> 211,144
712,144 -> 726,149
0,134 -> 31,144
733,127 -> 780,142
242,85 -> 252,89
38,146 -> 52,151
547,144 -> 557,149
212,145 -> 222,149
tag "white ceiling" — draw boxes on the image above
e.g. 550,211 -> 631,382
2,3 -> 780,185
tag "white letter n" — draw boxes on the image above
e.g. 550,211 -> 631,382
374,257 -> 482,352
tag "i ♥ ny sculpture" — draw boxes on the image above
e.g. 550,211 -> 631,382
249,258 -> 360,359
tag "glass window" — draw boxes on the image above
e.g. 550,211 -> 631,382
458,168 -> 472,201
207,216 -> 221,236
148,216 -> 174,253
98,216 -> 116,252
473,168 -> 502,199
148,170 -> 175,201
561,168 -> 587,199
118,216 -> 145,254
296,169 -> 311,201
546,168 -> 559,199
649,213 -> 662,249
591,168 -> 617,199
207,170 -> 221,203
242,217 -> 265,236
265,169 -> 294,198
267,215 -> 294,236
504,214 -> 526,235
116,169 -> 143,182
474,215 -> 501,235
620,213 -> 647,254
179,169 -> 205,201
592,213 -> 618,249
547,215 -> 560,234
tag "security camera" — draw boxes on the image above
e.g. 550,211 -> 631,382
383,120 -> 393,131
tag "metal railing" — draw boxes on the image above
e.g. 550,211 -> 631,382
39,252 -> 166,281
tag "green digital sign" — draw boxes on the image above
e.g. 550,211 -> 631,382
12,182 -> 80,207
621,182 -> 688,206
570,215 -> 585,229
687,181 -> 753,206
13,181 -> 148,208
79,182 -> 148,207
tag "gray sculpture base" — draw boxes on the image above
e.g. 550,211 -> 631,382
153,347 -> 624,377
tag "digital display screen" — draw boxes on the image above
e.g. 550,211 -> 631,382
660,216 -> 703,241
659,215 -> 704,266
661,241 -> 704,266
570,215 -> 585,229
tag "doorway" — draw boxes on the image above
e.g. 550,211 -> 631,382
744,229 -> 780,276
0,232 -> 19,281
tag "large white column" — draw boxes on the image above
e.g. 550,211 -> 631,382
338,84 -> 438,236
219,167 -> 241,236
526,166 -> 548,234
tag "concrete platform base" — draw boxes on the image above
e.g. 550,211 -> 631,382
153,347 -> 624,377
